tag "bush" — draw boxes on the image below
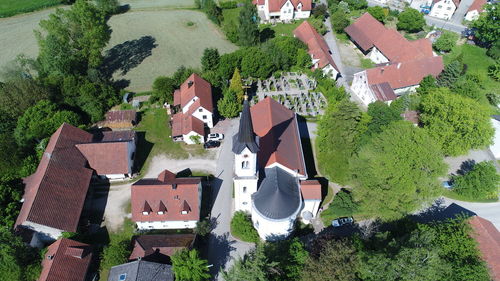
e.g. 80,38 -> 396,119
220,0 -> 237,9
397,8 -> 425,32
230,211 -> 259,242
451,161 -> 499,200
367,6 -> 387,23
322,189 -> 359,221
330,10 -> 350,33
433,31 -> 459,52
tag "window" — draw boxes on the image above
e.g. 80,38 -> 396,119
157,211 -> 164,215
243,202 -> 248,205
438,5 -> 442,8
198,108 -> 202,112
447,7 -> 451,10
119,273 -> 127,281
202,115 -> 207,120
181,210 -> 188,215
142,211 -> 149,215
243,186 -> 247,193
242,161 -> 249,169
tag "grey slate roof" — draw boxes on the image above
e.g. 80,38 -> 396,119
252,167 -> 302,220
232,99 -> 259,154
108,260 -> 174,281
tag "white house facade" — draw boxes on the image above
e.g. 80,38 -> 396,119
490,116 -> 500,159
255,0 -> 312,22
429,0 -> 459,20
368,47 -> 389,64
464,0 -> 487,21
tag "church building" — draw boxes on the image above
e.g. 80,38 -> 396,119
232,97 -> 321,240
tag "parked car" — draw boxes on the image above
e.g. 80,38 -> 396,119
204,140 -> 220,149
442,180 -> 453,189
207,133 -> 224,141
331,217 -> 354,227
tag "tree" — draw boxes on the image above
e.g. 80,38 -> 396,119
171,249 -> 210,281
222,243 -> 278,281
14,100 -> 81,147
265,238 -> 308,280
360,101 -> 402,144
316,100 -> 368,185
416,75 -> 437,95
452,161 -> 500,200
202,0 -> 223,25
218,88 -> 242,118
351,121 -> 446,220
397,8 -> 425,32
433,31 -> 459,52
229,68 -> 244,102
0,78 -> 51,118
36,0 -> 110,77
419,88 -> 494,156
301,239 -> 358,281
437,61 -> 463,87
322,188 -> 359,219
345,0 -> 368,10
471,4 -> 500,45
194,219 -> 212,236
151,76 -> 175,104
312,4 -> 328,18
367,6 -> 387,22
308,17 -> 327,35
230,211 -> 259,243
330,10 -> 350,33
0,177 -> 23,228
296,48 -> 312,68
262,37 -> 307,70
201,48 -> 220,72
99,236 -> 130,270
240,47 -> 275,79
488,60 -> 500,81
217,51 -> 244,83
95,0 -> 120,15
238,2 -> 260,46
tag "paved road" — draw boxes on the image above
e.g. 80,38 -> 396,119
366,0 -> 468,33
442,197 -> 500,231
207,118 -> 253,280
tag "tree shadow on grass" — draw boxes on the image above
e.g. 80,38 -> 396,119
133,131 -> 154,174
101,35 -> 158,79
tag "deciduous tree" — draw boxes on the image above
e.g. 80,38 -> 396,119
452,161 -> 499,200
238,2 -> 260,46
171,249 -> 210,281
151,76 -> 175,104
419,88 -> 494,156
330,10 -> 350,33
351,121 -> 446,220
433,31 -> 459,52
397,8 -> 425,32
367,6 -> 387,22
471,4 -> 500,45
222,243 -> 277,281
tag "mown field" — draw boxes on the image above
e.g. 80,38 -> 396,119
120,0 -> 195,10
0,0 -> 62,18
105,9 -> 238,92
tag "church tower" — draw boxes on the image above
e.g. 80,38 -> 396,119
232,97 -> 259,212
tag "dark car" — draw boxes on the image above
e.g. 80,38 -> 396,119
204,140 -> 220,149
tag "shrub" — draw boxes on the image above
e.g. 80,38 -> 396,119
451,161 -> 499,200
397,8 -> 425,32
330,10 -> 350,33
230,211 -> 259,242
367,6 -> 387,23
433,31 -> 459,52
189,135 -> 202,144
322,189 -> 359,220
220,0 -> 237,9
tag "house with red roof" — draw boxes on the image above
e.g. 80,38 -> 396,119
232,97 -> 322,240
468,216 -> 500,280
98,110 -> 137,129
171,74 -> 213,144
131,170 -> 202,230
129,234 -> 195,262
465,0 -> 487,21
429,0 -> 461,20
15,124 -> 136,242
293,21 -> 340,79
345,13 -> 443,106
38,238 -> 93,281
253,0 -> 312,22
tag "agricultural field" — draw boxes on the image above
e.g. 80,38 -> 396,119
104,9 -> 238,92
120,0 -> 196,10
0,0 -> 62,18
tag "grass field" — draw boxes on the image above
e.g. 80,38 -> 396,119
134,107 -> 207,174
444,44 -> 499,96
121,0 -> 195,10
0,0 -> 62,18
105,10 -> 238,92
261,20 -> 305,37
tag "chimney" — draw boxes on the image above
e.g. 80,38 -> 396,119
188,80 -> 193,88
381,68 -> 385,74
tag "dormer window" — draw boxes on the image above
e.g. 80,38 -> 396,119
158,201 -> 167,215
157,211 -> 164,215
142,201 -> 152,215
142,211 -> 149,215
181,210 -> 188,215
181,200 -> 191,214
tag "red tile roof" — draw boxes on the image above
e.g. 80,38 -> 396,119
105,110 -> 137,123
469,216 -> 500,280
401,110 -> 419,124
268,0 -> 312,12
252,0 -> 265,4
300,180 -> 322,200
76,142 -> 131,175
173,73 -> 213,113
251,98 -> 307,177
15,124 -> 94,233
369,82 -> 397,102
366,56 -> 444,89
39,238 -> 92,281
131,170 -> 201,223
345,13 -> 434,62
293,21 -> 339,71
129,234 -> 195,260
171,113 -> 205,137
468,0 -> 487,12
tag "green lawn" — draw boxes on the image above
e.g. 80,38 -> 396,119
222,7 -> 241,23
0,0 -> 62,18
444,44 -> 499,96
134,107 -> 206,174
359,56 -> 375,69
260,20 -> 305,37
